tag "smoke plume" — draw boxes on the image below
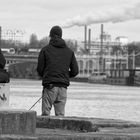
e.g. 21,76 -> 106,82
62,3 -> 140,28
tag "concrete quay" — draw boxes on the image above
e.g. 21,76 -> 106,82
1,114 -> 140,140
35,116 -> 140,140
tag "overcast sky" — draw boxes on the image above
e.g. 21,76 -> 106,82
0,0 -> 140,42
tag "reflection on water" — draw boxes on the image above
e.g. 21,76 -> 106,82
10,79 -> 140,122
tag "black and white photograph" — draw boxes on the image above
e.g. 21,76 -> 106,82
0,0 -> 140,139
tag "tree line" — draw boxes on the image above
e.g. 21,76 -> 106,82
0,33 -> 78,54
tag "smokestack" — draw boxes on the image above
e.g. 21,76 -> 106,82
100,24 -> 104,55
99,24 -> 104,72
88,28 -> 91,54
84,25 -> 87,51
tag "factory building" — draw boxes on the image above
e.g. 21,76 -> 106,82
77,24 -> 129,78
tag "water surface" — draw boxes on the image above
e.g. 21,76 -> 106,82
10,79 -> 140,122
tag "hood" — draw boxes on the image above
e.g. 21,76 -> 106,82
49,26 -> 62,38
49,36 -> 66,48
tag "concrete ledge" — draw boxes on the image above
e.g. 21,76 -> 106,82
37,116 -> 98,132
0,110 -> 36,135
36,116 -> 140,140
37,116 -> 140,132
88,117 -> 140,128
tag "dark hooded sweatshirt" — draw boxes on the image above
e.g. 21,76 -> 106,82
37,36 -> 79,88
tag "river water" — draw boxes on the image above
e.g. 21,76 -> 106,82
9,79 -> 140,122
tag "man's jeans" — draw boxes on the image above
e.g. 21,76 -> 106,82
42,86 -> 67,116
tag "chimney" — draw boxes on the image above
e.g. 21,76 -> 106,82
100,24 -> 104,55
88,28 -> 91,53
84,25 -> 87,50
99,24 -> 104,72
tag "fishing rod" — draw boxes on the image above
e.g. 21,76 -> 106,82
29,96 -> 42,110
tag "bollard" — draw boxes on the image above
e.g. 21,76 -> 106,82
0,110 -> 36,135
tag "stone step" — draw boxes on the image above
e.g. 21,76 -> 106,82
36,116 -> 140,132
37,116 -> 98,132
36,116 -> 140,140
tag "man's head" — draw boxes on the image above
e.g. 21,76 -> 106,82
49,26 -> 62,38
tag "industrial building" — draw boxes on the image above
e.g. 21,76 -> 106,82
77,24 -> 129,78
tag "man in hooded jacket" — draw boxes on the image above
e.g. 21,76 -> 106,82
37,26 -> 79,116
